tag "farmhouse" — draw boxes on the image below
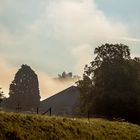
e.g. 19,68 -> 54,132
39,86 -> 80,116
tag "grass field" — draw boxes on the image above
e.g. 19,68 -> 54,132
0,112 -> 140,140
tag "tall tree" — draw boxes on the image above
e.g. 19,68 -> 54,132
4,64 -> 40,111
77,44 -> 140,123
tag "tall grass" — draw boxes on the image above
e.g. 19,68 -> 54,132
0,112 -> 140,140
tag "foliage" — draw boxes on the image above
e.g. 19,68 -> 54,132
77,43 -> 140,123
0,88 -> 4,103
0,112 -> 140,140
3,64 -> 40,111
57,72 -> 80,81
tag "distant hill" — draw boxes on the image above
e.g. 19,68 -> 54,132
39,86 -> 80,116
0,112 -> 140,140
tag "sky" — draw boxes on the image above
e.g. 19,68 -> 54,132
0,0 -> 140,99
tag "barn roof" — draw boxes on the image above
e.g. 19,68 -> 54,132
39,86 -> 80,116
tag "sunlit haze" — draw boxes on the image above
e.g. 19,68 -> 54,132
0,0 -> 140,99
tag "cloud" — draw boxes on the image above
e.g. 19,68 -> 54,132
0,0 -> 140,99
0,25 -> 16,46
72,44 -> 93,75
25,0 -> 129,74
115,37 -> 140,42
0,0 -> 135,74
41,0 -> 129,73
39,0 -> 128,44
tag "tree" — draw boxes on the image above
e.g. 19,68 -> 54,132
0,88 -> 4,103
4,64 -> 40,111
56,72 -> 80,81
77,44 -> 140,123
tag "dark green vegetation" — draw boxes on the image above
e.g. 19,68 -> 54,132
77,44 -> 140,124
0,88 -> 4,103
0,112 -> 140,140
2,64 -> 40,111
57,72 -> 80,81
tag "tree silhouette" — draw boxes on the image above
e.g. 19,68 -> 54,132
77,44 -> 140,123
5,64 -> 40,111
57,72 -> 80,82
0,88 -> 4,103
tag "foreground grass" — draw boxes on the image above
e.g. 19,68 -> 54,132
0,112 -> 140,140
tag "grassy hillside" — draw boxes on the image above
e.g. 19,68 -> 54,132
0,112 -> 140,140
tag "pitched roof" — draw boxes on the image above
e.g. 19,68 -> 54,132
39,86 -> 80,116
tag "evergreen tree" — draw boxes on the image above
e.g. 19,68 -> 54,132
5,64 -> 40,111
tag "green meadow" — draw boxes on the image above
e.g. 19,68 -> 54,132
0,112 -> 140,140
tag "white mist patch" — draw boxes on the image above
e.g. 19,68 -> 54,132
38,71 -> 77,100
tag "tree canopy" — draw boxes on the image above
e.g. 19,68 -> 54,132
77,43 -> 140,123
4,64 -> 40,111
0,88 -> 4,103
56,72 -> 80,82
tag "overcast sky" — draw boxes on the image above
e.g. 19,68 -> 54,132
0,0 -> 140,99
